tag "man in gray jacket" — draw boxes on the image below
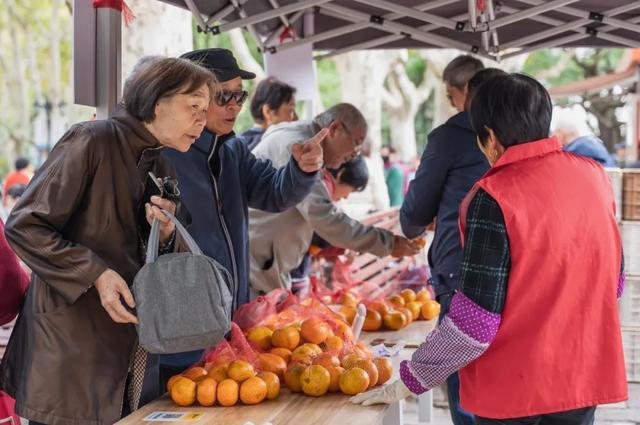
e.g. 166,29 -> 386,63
249,103 -> 420,294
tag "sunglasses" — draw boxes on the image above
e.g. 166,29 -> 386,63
215,90 -> 248,107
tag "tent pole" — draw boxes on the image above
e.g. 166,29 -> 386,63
468,0 -> 477,30
263,10 -> 305,47
303,9 -> 315,119
487,0 -> 500,54
95,7 -> 121,119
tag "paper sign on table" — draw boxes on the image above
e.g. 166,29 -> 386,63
371,340 -> 406,357
143,411 -> 205,422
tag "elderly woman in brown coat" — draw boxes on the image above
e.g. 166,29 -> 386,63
0,57 -> 214,425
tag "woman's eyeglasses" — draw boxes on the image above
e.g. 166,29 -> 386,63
215,90 -> 248,107
341,121 -> 363,154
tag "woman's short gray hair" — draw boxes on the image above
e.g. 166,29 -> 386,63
122,56 -> 164,96
443,55 -> 484,89
314,103 -> 367,133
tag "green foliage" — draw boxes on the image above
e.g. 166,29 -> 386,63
316,58 -> 342,109
405,50 -> 426,87
523,48 -> 625,86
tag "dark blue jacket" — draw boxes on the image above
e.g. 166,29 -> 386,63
400,111 -> 489,295
238,127 -> 266,151
564,135 -> 616,167
161,129 -> 316,367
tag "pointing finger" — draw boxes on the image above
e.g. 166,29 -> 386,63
304,128 -> 329,148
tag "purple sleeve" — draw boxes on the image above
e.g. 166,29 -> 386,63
400,292 -> 501,394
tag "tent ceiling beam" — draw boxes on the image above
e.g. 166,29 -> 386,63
209,0 -> 331,34
206,4 -> 235,26
318,3 -> 479,54
314,4 -> 475,60
264,0 -> 458,52
349,0 -> 463,32
517,0 -> 640,34
500,4 -> 640,57
490,0 -> 580,30
228,0 -> 266,52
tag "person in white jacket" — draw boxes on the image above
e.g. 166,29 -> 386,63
248,103 -> 420,295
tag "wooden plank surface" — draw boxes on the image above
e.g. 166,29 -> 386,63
116,347 -> 417,425
360,318 -> 437,348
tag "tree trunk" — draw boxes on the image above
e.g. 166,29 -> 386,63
49,0 -> 64,151
383,57 -> 437,161
229,28 -> 265,80
7,0 -> 29,155
122,0 -> 193,79
334,50 -> 397,155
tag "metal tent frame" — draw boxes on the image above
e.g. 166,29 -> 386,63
162,0 -> 640,60
78,0 -> 640,116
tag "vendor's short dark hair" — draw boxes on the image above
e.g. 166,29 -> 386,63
250,78 -> 296,122
15,157 -> 29,170
470,73 -> 552,148
123,57 -> 216,122
466,68 -> 507,103
443,55 -> 484,89
329,156 -> 369,192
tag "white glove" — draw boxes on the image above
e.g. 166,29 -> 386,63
349,379 -> 413,406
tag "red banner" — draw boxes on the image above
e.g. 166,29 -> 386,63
93,0 -> 135,25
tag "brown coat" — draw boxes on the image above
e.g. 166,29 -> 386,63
1,109 -> 180,425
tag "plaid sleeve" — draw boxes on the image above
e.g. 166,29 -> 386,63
618,248 -> 625,299
399,189 -> 509,394
459,189 -> 510,314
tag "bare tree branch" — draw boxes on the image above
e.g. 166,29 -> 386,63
381,85 -> 399,111
229,28 -> 265,80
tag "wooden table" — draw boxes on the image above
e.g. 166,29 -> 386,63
360,318 -> 437,348
118,321 -> 438,425
361,319 -> 438,425
116,352 -> 411,425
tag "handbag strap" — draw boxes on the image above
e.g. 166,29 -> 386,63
146,209 -> 202,264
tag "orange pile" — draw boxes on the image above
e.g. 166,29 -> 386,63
170,311 -> 392,407
340,288 -> 441,332
169,358 -> 279,408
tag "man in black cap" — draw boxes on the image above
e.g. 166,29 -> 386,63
160,48 -> 327,384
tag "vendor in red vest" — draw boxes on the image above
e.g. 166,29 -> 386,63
352,73 -> 627,423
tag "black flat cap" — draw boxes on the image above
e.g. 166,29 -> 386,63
180,48 -> 256,82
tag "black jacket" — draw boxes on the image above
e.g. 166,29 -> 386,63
400,111 -> 489,294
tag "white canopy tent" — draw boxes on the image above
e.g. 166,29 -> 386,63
73,0 -> 640,117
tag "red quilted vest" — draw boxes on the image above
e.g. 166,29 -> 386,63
458,137 -> 627,418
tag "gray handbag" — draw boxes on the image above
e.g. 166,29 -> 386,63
133,210 -> 233,354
